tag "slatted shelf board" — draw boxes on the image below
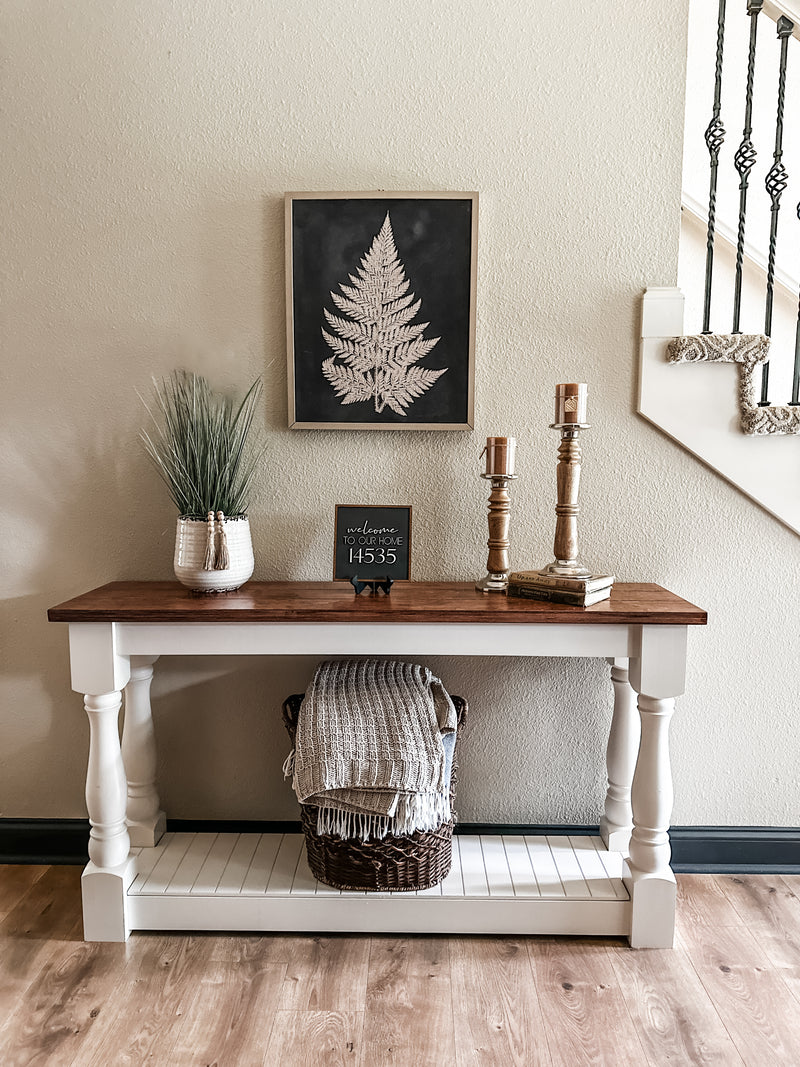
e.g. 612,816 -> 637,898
125,832 -> 632,937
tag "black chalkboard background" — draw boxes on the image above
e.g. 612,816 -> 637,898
334,505 -> 412,581
288,195 -> 475,427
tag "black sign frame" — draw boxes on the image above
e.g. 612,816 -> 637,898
333,505 -> 412,582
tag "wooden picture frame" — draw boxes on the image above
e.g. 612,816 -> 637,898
286,191 -> 477,430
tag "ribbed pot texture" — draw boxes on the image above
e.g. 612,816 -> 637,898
173,515 -> 254,593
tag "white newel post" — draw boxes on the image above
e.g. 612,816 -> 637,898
68,622 -> 136,941
627,625 -> 687,949
122,655 -> 166,847
600,658 -> 639,852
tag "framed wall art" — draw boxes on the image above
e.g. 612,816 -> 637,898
286,191 -> 477,430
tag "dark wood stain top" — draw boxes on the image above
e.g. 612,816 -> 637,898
48,581 -> 707,626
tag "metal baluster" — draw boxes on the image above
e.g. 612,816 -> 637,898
792,202 -> 800,406
732,0 -> 764,333
702,0 -> 728,334
759,16 -> 794,406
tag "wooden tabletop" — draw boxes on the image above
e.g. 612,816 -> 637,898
48,581 -> 707,626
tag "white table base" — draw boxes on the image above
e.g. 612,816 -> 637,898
66,618 -> 688,948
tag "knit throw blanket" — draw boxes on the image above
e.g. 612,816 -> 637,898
288,659 -> 458,841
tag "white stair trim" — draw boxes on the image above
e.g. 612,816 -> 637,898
638,286 -> 800,536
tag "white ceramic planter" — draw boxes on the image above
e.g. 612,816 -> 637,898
174,515 -> 254,593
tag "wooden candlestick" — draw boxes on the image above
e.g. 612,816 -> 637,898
476,474 -> 517,592
542,426 -> 592,578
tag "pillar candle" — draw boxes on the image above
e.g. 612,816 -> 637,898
484,436 -> 516,476
555,383 -> 588,425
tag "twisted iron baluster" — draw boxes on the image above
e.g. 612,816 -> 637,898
759,16 -> 793,406
732,0 -> 763,333
792,202 -> 800,406
702,0 -> 728,334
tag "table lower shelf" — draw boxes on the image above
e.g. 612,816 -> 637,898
123,831 -> 632,936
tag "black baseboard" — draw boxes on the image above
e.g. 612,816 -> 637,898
0,819 -> 94,866
457,824 -> 800,872
2,819 -> 799,873
663,826 -> 800,873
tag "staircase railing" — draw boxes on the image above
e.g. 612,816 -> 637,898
679,0 -> 799,432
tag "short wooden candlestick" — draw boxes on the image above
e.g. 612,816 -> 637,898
476,473 -> 517,592
542,424 -> 592,578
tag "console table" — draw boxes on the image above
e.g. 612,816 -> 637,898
48,580 -> 706,947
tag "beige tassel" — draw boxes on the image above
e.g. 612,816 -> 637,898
214,510 -> 230,570
203,510 -> 216,570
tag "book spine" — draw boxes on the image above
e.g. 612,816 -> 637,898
508,573 -> 612,593
508,585 -> 589,606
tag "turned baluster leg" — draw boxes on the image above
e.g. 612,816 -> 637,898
82,688 -> 137,941
600,658 -> 639,852
68,623 -> 136,941
85,691 -> 130,869
628,694 -> 676,947
629,695 -> 675,876
626,625 -> 686,948
122,655 -> 166,846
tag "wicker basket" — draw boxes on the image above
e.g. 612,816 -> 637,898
282,693 -> 466,893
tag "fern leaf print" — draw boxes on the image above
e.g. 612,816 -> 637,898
321,213 -> 446,414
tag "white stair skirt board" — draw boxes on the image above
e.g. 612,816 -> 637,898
125,832 -> 631,937
639,287 -> 800,537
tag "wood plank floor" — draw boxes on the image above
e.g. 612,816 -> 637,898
1,866 -> 799,1065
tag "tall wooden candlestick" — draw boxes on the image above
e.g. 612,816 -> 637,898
514,383 -> 614,606
543,384 -> 592,578
476,473 -> 517,592
544,427 -> 592,577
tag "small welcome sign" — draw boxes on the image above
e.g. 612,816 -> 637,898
333,505 -> 412,582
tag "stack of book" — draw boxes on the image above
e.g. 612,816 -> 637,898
507,570 -> 614,606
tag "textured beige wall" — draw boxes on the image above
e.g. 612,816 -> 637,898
2,0 -> 798,827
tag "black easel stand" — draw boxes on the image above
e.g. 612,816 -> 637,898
349,576 -> 394,595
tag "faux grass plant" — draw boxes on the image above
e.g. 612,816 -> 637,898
141,371 -> 264,518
